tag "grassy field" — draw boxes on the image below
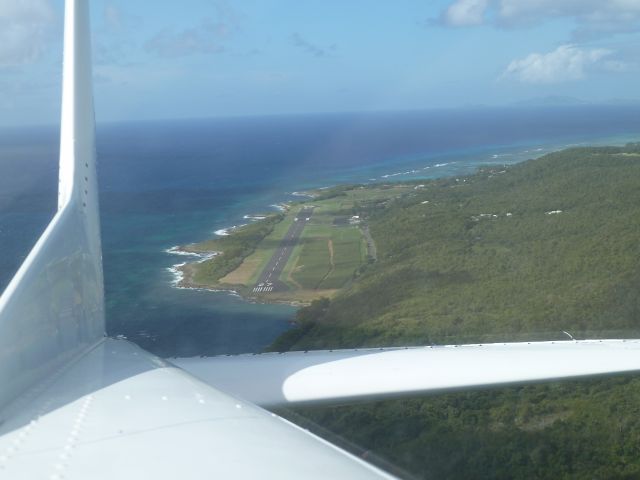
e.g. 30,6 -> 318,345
273,185 -> 412,299
217,211 -> 298,286
286,226 -> 365,291
319,227 -> 366,289
290,227 -> 332,289
277,184 -> 407,295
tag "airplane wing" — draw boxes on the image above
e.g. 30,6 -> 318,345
0,2 -> 393,478
0,1 -> 639,479
173,340 -> 640,407
0,338 -> 394,479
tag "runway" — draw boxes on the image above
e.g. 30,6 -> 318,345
252,207 -> 314,293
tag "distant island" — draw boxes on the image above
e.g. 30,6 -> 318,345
173,143 -> 640,479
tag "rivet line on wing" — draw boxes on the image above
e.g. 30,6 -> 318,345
48,394 -> 94,480
0,392 -> 58,471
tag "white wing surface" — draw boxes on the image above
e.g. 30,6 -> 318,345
0,339 -> 394,479
174,340 -> 640,407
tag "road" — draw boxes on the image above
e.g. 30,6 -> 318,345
252,207 -> 314,294
361,225 -> 377,261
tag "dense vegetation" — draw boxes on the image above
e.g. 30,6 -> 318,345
187,213 -> 283,285
288,375 -> 640,480
272,145 -> 640,479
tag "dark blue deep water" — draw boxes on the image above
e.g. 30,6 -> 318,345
1,106 -> 640,356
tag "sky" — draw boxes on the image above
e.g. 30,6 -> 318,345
1,0 -> 640,126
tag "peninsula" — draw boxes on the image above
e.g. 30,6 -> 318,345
176,143 -> 640,480
173,183 -> 413,304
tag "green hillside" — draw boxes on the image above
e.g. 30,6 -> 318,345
272,144 -> 640,479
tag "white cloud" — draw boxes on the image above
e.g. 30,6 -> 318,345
144,2 -> 242,58
145,21 -> 230,58
443,0 -> 489,27
104,3 -> 124,31
503,44 -> 616,83
101,2 -> 141,34
440,0 -> 640,37
0,0 -> 55,67
498,0 -> 640,33
291,33 -> 337,57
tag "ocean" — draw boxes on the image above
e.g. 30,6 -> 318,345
1,106 -> 640,357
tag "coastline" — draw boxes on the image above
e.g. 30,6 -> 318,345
167,248 -> 310,307
163,147 -> 549,305
164,180 -> 425,307
165,204 -> 307,305
163,135 -> 640,309
165,246 -> 220,288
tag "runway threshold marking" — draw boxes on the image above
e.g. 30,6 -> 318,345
253,286 -> 274,293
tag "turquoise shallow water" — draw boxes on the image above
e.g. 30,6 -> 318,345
1,107 -> 639,357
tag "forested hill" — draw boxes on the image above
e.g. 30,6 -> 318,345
272,144 -> 640,480
275,144 -> 640,350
